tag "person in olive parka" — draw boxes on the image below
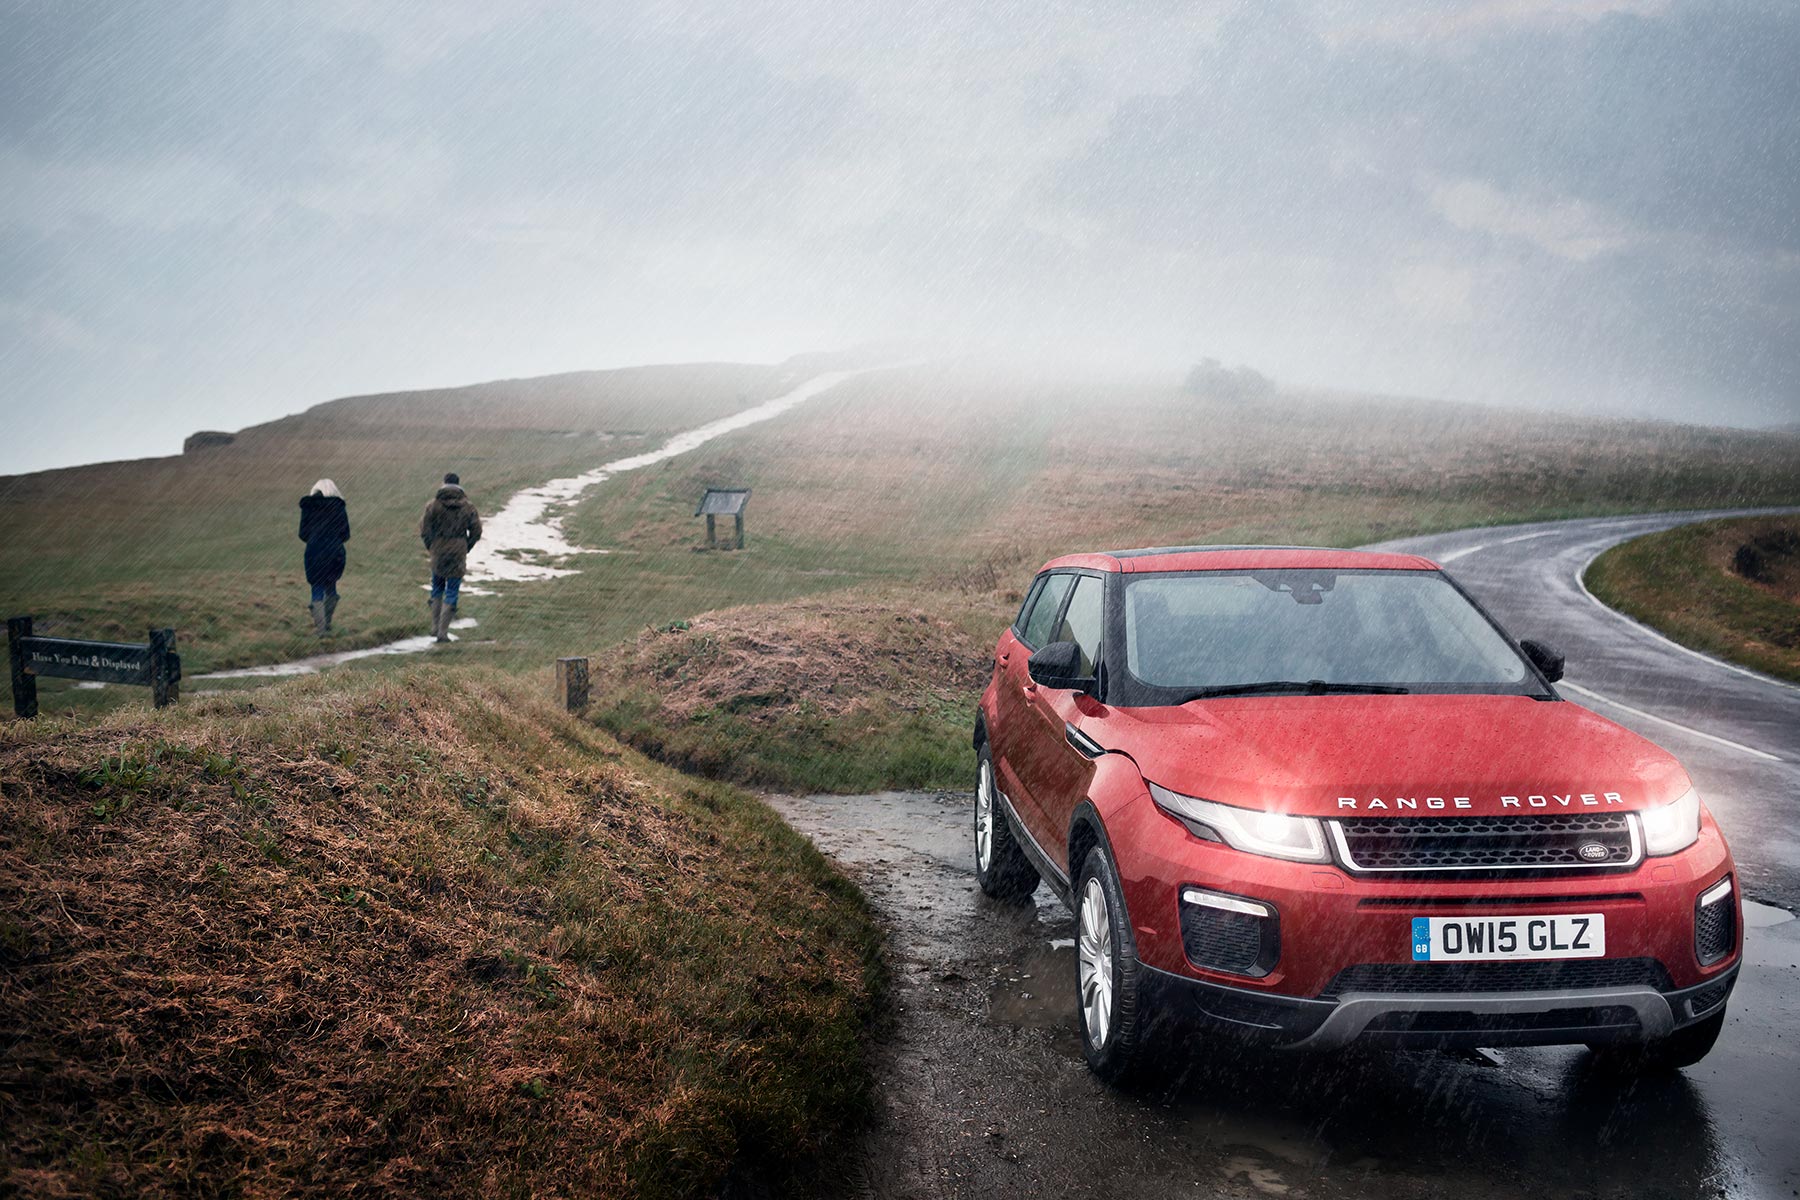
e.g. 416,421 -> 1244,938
419,472 -> 482,643
298,479 -> 351,637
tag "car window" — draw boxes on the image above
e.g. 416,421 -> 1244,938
1122,570 -> 1535,694
1054,574 -> 1105,676
1013,575 -> 1046,635
1018,573 -> 1074,649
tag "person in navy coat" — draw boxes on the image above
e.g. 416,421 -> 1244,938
298,479 -> 351,636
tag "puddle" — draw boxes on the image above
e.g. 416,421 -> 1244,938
195,619 -> 479,679
1743,898 -> 1795,928
987,939 -> 1079,1039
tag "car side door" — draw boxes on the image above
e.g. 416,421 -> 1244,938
990,572 -> 1075,829
1012,572 -> 1107,869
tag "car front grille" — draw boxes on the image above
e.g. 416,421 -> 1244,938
1320,957 -> 1672,997
1330,812 -> 1640,873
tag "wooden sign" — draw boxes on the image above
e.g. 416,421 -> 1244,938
7,617 -> 181,718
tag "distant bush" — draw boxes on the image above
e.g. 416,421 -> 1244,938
1734,528 -> 1800,583
1183,358 -> 1277,402
182,430 -> 235,452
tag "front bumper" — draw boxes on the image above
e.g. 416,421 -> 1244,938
1144,962 -> 1739,1049
1109,795 -> 1743,1048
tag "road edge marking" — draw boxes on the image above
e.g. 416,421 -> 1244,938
1436,544 -> 1485,563
1560,682 -> 1782,762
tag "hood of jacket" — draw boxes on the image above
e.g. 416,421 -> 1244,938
435,485 -> 467,507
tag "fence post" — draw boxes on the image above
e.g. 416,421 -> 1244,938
8,615 -> 36,719
555,657 -> 589,712
148,628 -> 178,709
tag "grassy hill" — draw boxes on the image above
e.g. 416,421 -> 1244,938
0,668 -> 882,1197
4,361 -> 1798,718
0,363 -> 790,680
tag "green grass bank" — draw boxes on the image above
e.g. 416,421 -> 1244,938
1585,515 -> 1800,684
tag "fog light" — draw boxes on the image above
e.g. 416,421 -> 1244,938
1695,874 -> 1735,966
1179,887 -> 1279,977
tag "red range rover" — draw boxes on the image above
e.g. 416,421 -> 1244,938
973,547 -> 1741,1081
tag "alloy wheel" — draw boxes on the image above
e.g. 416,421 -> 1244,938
1078,875 -> 1115,1047
975,761 -> 995,870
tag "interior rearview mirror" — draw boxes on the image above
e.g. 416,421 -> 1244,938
1519,638 -> 1565,683
1027,640 -> 1088,690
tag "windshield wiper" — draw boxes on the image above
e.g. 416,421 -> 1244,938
1174,680 -> 1411,701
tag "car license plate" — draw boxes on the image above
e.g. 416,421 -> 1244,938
1411,913 -> 1605,962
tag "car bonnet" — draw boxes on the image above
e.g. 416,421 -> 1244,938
1095,693 -> 1692,818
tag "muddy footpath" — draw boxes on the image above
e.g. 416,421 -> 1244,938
767,790 -> 1800,1200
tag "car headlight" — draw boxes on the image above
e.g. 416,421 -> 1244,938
1149,782 -> 1328,863
1641,787 -> 1701,856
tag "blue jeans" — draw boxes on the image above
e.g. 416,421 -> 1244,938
310,583 -> 338,603
430,575 -> 461,607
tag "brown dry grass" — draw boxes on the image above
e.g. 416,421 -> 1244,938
615,597 -> 992,724
0,668 -> 882,1197
574,366 -> 1800,577
589,593 -> 1006,794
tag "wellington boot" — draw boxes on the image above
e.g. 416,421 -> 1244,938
429,596 -> 442,638
434,603 -> 456,644
324,594 -> 339,633
309,600 -> 329,638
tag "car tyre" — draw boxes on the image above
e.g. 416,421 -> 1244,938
1075,843 -> 1155,1085
1588,1009 -> 1725,1073
974,747 -> 1039,901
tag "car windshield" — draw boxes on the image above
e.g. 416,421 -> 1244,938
1122,569 -> 1540,697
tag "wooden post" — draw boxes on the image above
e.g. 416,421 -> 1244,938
8,615 -> 36,720
555,657 -> 589,712
148,628 -> 178,709
705,513 -> 717,547
733,512 -> 745,550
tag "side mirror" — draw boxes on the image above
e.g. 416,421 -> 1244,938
1520,638 -> 1565,683
1027,641 -> 1089,690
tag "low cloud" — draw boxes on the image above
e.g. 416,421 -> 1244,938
1,0 -> 1795,473
1426,177 -> 1636,261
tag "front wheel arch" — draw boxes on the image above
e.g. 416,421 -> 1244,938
1069,802 -> 1130,939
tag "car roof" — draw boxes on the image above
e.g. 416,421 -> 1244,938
1037,545 -> 1441,574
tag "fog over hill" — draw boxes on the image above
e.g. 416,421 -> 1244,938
3,0 -> 1797,474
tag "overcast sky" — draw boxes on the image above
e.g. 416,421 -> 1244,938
2,0 -> 1797,474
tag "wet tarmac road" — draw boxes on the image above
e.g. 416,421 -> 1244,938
769,508 -> 1800,1200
